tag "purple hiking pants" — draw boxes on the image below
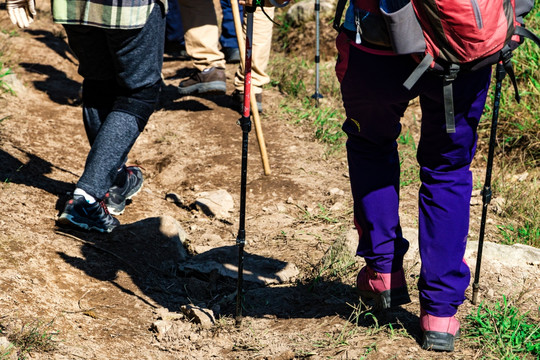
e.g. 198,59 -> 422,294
335,31 -> 492,317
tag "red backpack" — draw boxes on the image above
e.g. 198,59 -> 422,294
334,0 -> 540,132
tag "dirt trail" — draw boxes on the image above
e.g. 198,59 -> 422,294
1,5 -> 539,360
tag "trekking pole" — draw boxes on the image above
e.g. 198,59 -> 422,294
311,0 -> 323,107
235,4 -> 256,326
472,62 -> 506,305
231,0 -> 271,176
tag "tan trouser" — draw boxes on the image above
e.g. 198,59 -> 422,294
234,7 -> 274,94
177,0 -> 226,71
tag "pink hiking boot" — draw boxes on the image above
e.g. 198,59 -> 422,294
420,308 -> 460,351
356,266 -> 411,310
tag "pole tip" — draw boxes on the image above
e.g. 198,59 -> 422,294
472,288 -> 479,305
235,316 -> 242,327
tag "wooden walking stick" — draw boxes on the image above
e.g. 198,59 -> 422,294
231,0 -> 271,176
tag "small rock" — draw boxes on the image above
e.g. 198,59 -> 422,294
345,227 -> 359,257
512,172 -> 529,182
285,0 -> 336,26
491,197 -> 506,215
194,189 -> 234,219
286,197 -> 294,204
180,304 -> 215,329
2,73 -> 26,96
200,233 -> 222,243
328,188 -> 344,196
151,320 -> 173,339
330,202 -> 344,211
159,215 -> 188,261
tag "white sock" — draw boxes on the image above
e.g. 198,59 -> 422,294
73,188 -> 96,204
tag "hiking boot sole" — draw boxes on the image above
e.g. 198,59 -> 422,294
358,286 -> 411,310
422,329 -> 460,352
178,81 -> 226,96
57,214 -> 118,233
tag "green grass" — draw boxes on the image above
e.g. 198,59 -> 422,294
2,319 -> 59,360
465,296 -> 540,359
0,60 -> 15,95
268,55 -> 347,155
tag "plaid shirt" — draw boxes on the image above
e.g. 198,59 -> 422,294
52,0 -> 167,29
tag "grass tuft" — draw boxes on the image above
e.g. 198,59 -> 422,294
6,319 -> 59,359
465,296 -> 540,359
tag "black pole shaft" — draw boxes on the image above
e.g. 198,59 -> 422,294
236,5 -> 255,326
236,118 -> 249,324
472,62 -> 506,305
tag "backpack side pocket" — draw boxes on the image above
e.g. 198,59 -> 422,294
381,1 -> 425,55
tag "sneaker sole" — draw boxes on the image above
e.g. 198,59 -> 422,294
178,81 -> 227,96
358,286 -> 411,310
422,329 -> 460,352
57,214 -> 117,233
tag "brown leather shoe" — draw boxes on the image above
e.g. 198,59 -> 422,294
178,67 -> 226,96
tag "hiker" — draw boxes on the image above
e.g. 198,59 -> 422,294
334,3 -> 493,352
6,0 -> 166,232
177,0 -> 282,113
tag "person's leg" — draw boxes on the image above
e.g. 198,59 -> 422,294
164,0 -> 188,57
416,66 -> 492,317
176,0 -> 226,95
338,34 -> 416,275
234,6 -> 274,94
220,0 -> 241,63
232,6 -> 274,112
166,0 -> 184,45
336,31 -> 418,309
415,65 -> 491,351
177,0 -> 225,71
64,4 -> 165,201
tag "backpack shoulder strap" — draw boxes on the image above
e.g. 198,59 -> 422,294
515,25 -> 540,48
333,0 -> 348,32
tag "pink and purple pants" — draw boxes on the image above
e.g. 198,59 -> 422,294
336,30 -> 492,317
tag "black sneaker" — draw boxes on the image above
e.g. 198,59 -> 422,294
232,90 -> 263,114
58,195 -> 119,233
223,47 -> 241,64
105,166 -> 144,215
178,67 -> 227,96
